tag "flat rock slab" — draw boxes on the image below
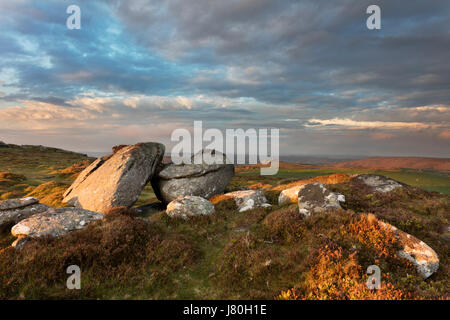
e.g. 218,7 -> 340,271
297,183 -> 345,217
63,142 -> 165,213
0,197 -> 38,211
225,190 -> 271,212
11,208 -> 104,239
378,220 -> 439,279
353,174 -> 403,193
166,196 -> 215,220
152,150 -> 234,203
0,202 -> 51,229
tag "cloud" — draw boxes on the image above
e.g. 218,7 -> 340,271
0,0 -> 449,157
306,118 -> 440,130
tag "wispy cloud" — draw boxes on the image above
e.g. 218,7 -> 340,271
306,118 -> 442,130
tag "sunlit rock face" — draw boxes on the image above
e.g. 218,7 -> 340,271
166,196 -> 215,220
352,174 -> 403,193
378,220 -> 439,279
0,197 -> 51,229
63,142 -> 165,213
152,150 -> 234,204
296,183 -> 345,217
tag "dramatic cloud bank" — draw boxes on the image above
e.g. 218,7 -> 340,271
0,0 -> 449,156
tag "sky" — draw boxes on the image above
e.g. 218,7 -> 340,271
0,0 -> 449,157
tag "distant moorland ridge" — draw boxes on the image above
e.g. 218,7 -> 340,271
332,157 -> 450,171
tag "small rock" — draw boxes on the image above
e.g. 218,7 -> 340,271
11,208 -> 104,239
353,174 -> 403,193
378,220 -> 439,279
225,189 -> 271,212
166,196 -> 215,220
297,183 -> 345,217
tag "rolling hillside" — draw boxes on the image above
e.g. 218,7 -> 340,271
332,157 -> 450,171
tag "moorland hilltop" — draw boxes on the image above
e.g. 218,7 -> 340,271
0,142 -> 448,299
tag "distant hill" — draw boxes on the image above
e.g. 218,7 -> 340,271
332,157 -> 450,171
236,161 -> 316,172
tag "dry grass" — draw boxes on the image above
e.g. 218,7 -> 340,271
25,181 -> 70,208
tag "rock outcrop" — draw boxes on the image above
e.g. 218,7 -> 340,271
279,185 -> 304,205
152,149 -> 234,203
11,208 -> 104,240
0,197 -> 51,229
378,220 -> 439,279
166,196 -> 215,219
277,174 -> 350,205
353,174 -> 403,193
63,142 -> 165,213
225,190 -> 271,212
297,183 -> 345,217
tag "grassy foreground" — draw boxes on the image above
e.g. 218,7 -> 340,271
0,145 -> 449,299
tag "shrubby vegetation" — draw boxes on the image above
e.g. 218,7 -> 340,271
0,145 -> 448,299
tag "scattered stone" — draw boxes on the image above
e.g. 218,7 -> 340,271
378,220 -> 439,279
152,149 -> 234,203
11,208 -> 104,239
63,142 -> 165,213
0,197 -> 51,229
297,183 -> 345,217
166,196 -> 215,220
353,174 -> 403,193
225,189 -> 271,212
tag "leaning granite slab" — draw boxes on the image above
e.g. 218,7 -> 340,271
225,190 -> 271,212
152,149 -> 234,203
353,174 -> 403,193
297,183 -> 345,217
0,197 -> 51,229
63,142 -> 165,213
378,220 -> 439,279
166,196 -> 215,220
11,208 -> 104,241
